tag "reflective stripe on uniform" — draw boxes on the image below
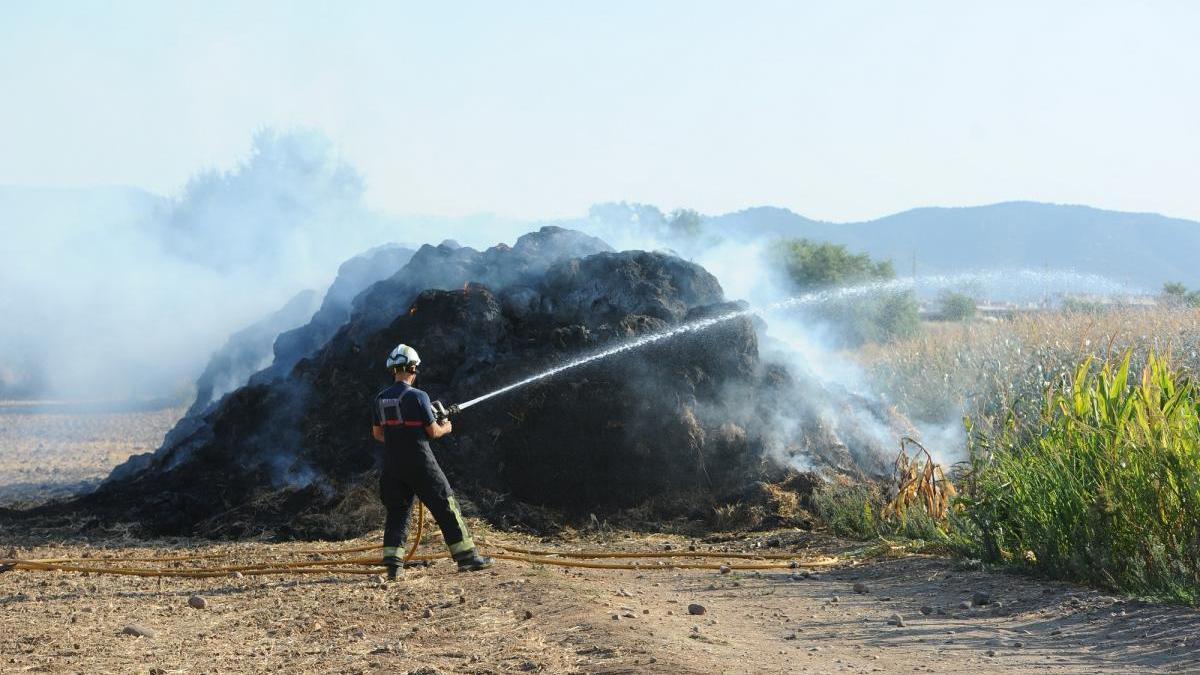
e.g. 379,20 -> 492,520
382,546 -> 401,560
378,388 -> 423,428
445,497 -> 475,555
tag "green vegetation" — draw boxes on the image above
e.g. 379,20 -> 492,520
1162,281 -> 1200,308
666,208 -> 703,239
834,314 -> 1200,603
962,353 -> 1200,602
776,238 -> 894,288
775,239 -> 919,346
937,291 -> 976,321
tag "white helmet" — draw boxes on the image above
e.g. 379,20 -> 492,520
386,343 -> 421,371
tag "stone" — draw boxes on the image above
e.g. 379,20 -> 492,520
522,610 -> 534,620
121,625 -> 154,638
187,595 -> 208,610
887,613 -> 905,627
688,603 -> 707,616
853,582 -> 870,594
958,600 -> 973,610
719,565 -> 731,575
920,606 -> 934,615
972,591 -> 992,606
422,608 -> 434,619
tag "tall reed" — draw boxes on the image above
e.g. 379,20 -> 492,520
963,353 -> 1200,602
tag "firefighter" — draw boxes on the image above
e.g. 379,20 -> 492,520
371,343 -> 493,581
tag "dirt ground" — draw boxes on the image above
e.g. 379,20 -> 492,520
0,402 -> 184,507
2,528 -> 1199,674
2,407 -> 1199,674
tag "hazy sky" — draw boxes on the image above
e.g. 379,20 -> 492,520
2,1 -> 1197,222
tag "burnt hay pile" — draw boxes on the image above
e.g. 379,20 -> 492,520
26,227 -> 900,539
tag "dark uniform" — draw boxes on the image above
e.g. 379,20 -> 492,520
372,382 -> 476,565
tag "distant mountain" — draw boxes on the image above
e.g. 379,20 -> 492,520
706,202 -> 1200,290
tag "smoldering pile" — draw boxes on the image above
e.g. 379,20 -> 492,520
19,226 -> 905,539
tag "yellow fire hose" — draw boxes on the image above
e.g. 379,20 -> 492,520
0,501 -> 839,579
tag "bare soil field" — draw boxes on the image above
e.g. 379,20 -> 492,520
0,402 -> 184,506
2,407 -> 1199,674
3,529 -> 1200,674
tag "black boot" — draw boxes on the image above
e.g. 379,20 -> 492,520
384,556 -> 405,582
453,550 -> 494,572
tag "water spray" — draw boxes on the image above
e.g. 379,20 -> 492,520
429,269 -> 1134,418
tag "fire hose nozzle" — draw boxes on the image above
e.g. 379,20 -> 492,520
432,401 -> 460,423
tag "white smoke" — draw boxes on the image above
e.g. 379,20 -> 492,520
0,130 -> 413,401
576,206 -> 1135,468
1,132 -> 1134,476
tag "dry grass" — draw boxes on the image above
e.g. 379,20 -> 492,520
882,438 -> 957,523
857,307 -> 1200,434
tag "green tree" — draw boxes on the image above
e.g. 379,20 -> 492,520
666,208 -> 703,239
777,239 -> 894,290
1163,281 -> 1188,299
939,291 -> 977,321
1161,282 -> 1200,308
775,239 -> 918,346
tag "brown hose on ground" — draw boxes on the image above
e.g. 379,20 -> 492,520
488,543 -> 810,561
0,501 -> 842,577
405,502 -> 426,562
2,551 -> 835,578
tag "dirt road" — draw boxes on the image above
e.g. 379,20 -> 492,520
2,530 -> 1197,674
